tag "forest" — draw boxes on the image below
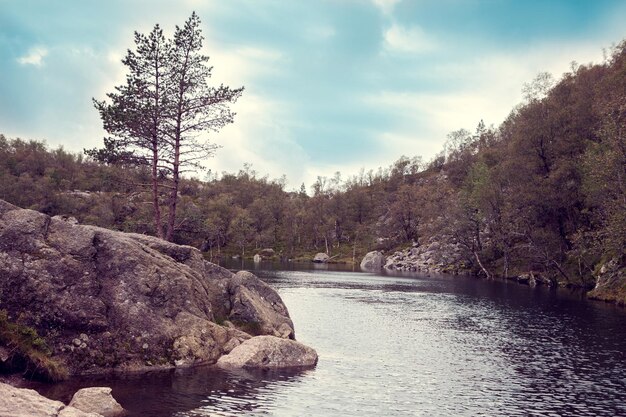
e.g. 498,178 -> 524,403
0,40 -> 624,288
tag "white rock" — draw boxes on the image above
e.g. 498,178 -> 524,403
217,335 -> 318,369
69,387 -> 125,417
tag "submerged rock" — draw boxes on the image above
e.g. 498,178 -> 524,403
217,335 -> 318,369
0,199 -> 301,375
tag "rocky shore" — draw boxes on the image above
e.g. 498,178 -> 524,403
0,383 -> 124,417
360,239 -> 470,275
361,243 -> 625,304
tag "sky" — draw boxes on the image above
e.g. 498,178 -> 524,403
1,0 -> 625,190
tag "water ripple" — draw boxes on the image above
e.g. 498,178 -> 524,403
38,270 -> 626,416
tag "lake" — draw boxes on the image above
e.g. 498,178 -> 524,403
39,262 -> 626,416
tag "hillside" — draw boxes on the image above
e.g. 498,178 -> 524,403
1,40 -> 624,302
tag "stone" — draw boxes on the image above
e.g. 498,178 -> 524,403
258,248 -> 275,258
382,240 -> 471,274
69,387 -> 125,417
312,252 -> 330,263
360,251 -> 386,271
253,254 -> 262,263
0,382 -> 100,417
228,271 -> 295,339
222,337 -> 242,353
217,335 -> 318,369
0,199 -> 297,375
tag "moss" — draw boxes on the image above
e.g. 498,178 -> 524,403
0,310 -> 68,381
231,320 -> 263,336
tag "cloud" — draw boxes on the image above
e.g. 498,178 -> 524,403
207,92 -> 311,188
383,24 -> 435,53
372,0 -> 401,15
365,38 -> 608,163
17,46 -> 48,67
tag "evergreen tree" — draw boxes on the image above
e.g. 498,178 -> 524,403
88,13 -> 243,242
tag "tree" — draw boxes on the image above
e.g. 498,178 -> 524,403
88,13 -> 243,242
163,12 -> 243,241
89,24 -> 170,238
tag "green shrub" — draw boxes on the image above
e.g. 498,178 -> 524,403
0,310 -> 68,381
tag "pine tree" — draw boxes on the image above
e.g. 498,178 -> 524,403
88,13 -> 243,241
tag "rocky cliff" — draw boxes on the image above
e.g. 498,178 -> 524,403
0,199 -> 301,376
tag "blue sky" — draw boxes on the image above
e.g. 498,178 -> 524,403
1,0 -> 625,189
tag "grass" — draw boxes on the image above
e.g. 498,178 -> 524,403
0,310 -> 68,382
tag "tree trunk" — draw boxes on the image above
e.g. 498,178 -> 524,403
166,109 -> 182,241
151,143 -> 164,239
474,250 -> 492,279
166,157 -> 180,241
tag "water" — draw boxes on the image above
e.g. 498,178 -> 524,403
38,263 -> 626,416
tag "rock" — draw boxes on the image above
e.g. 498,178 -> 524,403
228,271 -> 295,339
258,248 -> 275,258
59,407 -> 102,417
217,335 -> 318,369
360,251 -> 385,271
0,199 -> 296,375
382,240 -> 470,274
69,387 -> 125,417
253,254 -> 262,263
222,338 -> 242,354
312,253 -> 329,263
0,382 -> 100,417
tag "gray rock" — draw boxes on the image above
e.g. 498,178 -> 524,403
69,387 -> 124,417
360,251 -> 385,271
257,248 -> 275,258
0,199 -> 295,375
0,382 -> 100,417
217,335 -> 318,369
312,253 -> 330,263
228,271 -> 295,339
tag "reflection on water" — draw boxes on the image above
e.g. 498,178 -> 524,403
36,365 -> 312,417
38,266 -> 626,416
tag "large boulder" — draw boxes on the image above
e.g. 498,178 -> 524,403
0,382 -> 101,417
217,335 -> 318,369
0,200 -> 296,375
68,388 -> 124,417
312,253 -> 329,263
360,251 -> 385,271
228,271 -> 295,339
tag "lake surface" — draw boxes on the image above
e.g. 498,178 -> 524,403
40,262 -> 626,416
